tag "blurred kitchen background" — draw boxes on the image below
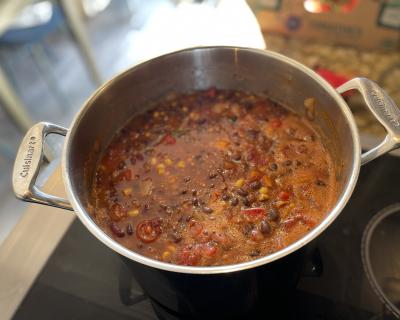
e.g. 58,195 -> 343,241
0,0 -> 399,244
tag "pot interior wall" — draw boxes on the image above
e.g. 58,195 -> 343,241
66,47 -> 356,229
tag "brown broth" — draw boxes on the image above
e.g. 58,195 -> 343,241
89,88 -> 337,266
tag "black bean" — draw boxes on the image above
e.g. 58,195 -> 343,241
269,163 -> 278,171
194,154 -> 202,160
118,161 -> 125,170
110,223 -> 125,237
160,204 -> 168,210
171,231 -> 182,243
210,183 -> 215,188
181,189 -> 188,194
230,197 -> 239,206
246,129 -> 259,139
249,249 -> 261,257
242,197 -> 251,207
316,179 -> 326,186
144,204 -> 150,211
196,118 -> 207,125
126,224 -> 133,235
260,221 -> 271,235
231,151 -> 242,161
250,180 -> 262,190
192,198 -> 199,206
294,160 -> 302,167
202,207 -> 214,214
284,160 -> 292,166
184,176 -> 191,182
236,188 -> 249,197
192,189 -> 197,196
222,194 -> 230,201
208,172 -> 218,179
230,115 -> 238,122
268,208 -> 280,221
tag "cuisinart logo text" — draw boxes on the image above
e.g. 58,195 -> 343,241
20,136 -> 36,178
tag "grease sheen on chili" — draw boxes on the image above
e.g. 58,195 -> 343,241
89,88 -> 337,266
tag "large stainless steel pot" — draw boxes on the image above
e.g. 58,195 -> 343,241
12,47 -> 400,318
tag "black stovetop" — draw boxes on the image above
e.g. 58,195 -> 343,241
13,154 -> 400,320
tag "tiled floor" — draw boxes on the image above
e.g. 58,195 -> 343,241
0,0 -> 166,244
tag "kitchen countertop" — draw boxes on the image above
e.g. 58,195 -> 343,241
265,34 -> 400,138
0,166 -> 75,320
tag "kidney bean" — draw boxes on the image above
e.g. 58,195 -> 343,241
110,223 -> 125,237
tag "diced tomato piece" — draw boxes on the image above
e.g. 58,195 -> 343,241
203,242 -> 217,257
178,245 -> 202,266
162,134 -> 176,145
116,169 -> 132,181
278,191 -> 290,201
241,207 -> 266,217
270,118 -> 282,128
189,221 -> 203,237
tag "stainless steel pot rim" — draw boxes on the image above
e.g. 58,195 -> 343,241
62,46 -> 361,274
361,203 -> 400,317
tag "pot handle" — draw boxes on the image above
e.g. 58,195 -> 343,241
337,77 -> 400,165
12,122 -> 73,211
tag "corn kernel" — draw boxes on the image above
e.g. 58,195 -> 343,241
304,97 -> 316,109
162,251 -> 171,260
157,163 -> 166,175
177,160 -> 185,168
167,245 -> 176,252
150,157 -> 157,165
262,176 -> 273,187
122,188 -> 132,196
214,139 -> 229,150
258,194 -> 269,201
234,178 -> 245,188
165,158 -> 173,165
259,187 -> 269,194
128,209 -> 139,217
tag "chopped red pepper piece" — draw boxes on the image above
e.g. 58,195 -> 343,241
241,207 -> 266,216
162,134 -> 176,145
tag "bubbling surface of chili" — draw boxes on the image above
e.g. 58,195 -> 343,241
90,89 -> 337,266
